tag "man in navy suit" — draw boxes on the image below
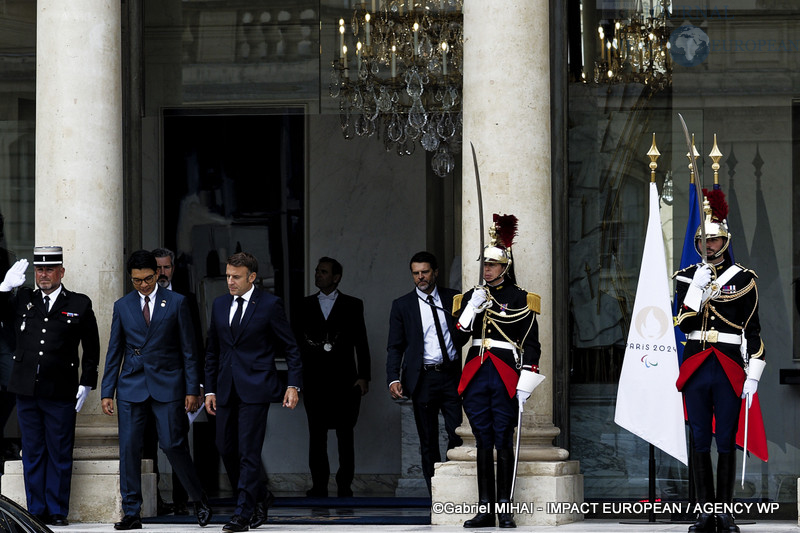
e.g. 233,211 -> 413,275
299,257 -> 370,498
386,251 -> 464,494
205,252 -> 302,533
101,250 -> 212,530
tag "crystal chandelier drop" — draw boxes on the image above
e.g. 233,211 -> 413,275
592,0 -> 672,91
329,0 -> 463,177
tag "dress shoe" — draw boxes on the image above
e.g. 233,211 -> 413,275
250,491 -> 275,528
223,514 -> 250,532
305,487 -> 328,498
194,496 -> 213,527
173,502 -> 189,515
114,514 -> 142,530
33,514 -> 51,525
50,514 -> 69,526
463,512 -> 495,528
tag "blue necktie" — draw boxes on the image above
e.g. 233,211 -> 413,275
230,297 -> 244,337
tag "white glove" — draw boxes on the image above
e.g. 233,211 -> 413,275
684,264 -> 713,312
741,379 -> 758,409
691,263 -> 712,289
0,259 -> 28,292
75,385 -> 91,412
468,287 -> 490,311
516,369 -> 546,410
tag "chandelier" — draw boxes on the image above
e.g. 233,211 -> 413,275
329,0 -> 463,177
592,0 -> 672,91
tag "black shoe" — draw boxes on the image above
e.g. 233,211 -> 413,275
688,513 -> 715,532
50,514 -> 69,526
194,496 -> 213,527
223,514 -> 250,532
173,502 -> 189,515
498,513 -> 517,528
33,514 -> 51,525
250,491 -> 275,529
716,513 -> 740,533
463,511 -> 495,528
114,514 -> 142,530
305,487 -> 328,498
157,499 -> 174,516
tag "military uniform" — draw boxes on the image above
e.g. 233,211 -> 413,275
0,284 -> 99,520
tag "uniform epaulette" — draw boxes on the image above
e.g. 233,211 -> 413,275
452,294 -> 463,314
736,263 -> 758,278
527,293 -> 541,314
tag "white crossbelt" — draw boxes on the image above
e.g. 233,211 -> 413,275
472,339 -> 517,352
687,330 -> 742,345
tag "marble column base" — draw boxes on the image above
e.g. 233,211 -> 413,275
431,459 -> 583,526
1,459 -> 156,523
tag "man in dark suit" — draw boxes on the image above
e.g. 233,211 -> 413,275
386,251 -> 464,494
101,250 -> 212,530
0,247 -> 100,526
205,252 -> 302,533
299,257 -> 370,498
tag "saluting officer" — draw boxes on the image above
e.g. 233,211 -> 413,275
675,190 -> 765,533
0,247 -> 100,526
455,215 -> 543,530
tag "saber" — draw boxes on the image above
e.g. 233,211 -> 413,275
470,142 -> 485,286
510,399 -> 523,499
677,113 -> 708,265
741,394 -> 750,487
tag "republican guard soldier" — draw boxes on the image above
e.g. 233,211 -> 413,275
675,190 -> 765,533
455,215 -> 543,529
0,247 -> 100,526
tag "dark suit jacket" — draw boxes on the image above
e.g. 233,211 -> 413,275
1,286 -> 99,401
205,288 -> 302,405
299,292 -> 370,426
385,287 -> 463,398
101,286 -> 199,403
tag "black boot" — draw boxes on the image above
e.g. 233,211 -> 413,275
496,448 -> 516,528
715,452 -> 740,533
688,450 -> 715,533
464,449 -> 495,528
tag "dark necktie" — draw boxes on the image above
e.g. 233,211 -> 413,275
143,295 -> 150,326
231,296 -> 245,338
427,295 -> 451,363
43,295 -> 50,313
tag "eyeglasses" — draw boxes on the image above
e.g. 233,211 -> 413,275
131,274 -> 156,286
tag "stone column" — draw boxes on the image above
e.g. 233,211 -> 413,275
430,0 -> 583,526
0,1 -> 156,522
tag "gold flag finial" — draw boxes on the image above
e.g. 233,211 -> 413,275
686,133 -> 700,184
709,133 -> 723,186
647,132 -> 661,183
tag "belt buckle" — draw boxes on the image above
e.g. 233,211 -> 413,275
482,338 -> 492,349
705,330 -> 719,343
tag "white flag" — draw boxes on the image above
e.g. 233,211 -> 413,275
614,182 -> 688,465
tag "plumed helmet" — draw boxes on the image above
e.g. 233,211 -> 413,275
694,188 -> 730,259
482,214 -> 517,281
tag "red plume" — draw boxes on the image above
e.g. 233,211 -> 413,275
702,188 -> 728,222
492,214 -> 518,249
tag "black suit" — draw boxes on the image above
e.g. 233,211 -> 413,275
385,287 -> 464,493
205,287 -> 302,520
299,291 -> 371,496
1,286 -> 99,518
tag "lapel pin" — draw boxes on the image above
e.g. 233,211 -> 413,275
161,300 -> 166,307
26,303 -> 33,310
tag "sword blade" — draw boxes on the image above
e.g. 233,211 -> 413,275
510,400 -> 523,499
471,142 -> 485,285
741,395 -> 750,488
677,113 -> 708,265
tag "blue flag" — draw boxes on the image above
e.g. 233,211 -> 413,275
673,184 -> 700,363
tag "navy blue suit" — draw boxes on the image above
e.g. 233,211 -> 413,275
385,287 -> 464,493
101,286 -> 204,517
205,287 -> 302,519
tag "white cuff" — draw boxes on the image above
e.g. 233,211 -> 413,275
747,358 -> 766,381
457,304 -> 477,331
684,285 -> 703,312
516,370 -> 545,394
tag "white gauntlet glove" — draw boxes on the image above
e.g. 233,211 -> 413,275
457,287 -> 490,331
684,263 -> 713,312
516,369 -> 546,410
0,259 -> 28,292
75,385 -> 91,412
741,359 -> 765,409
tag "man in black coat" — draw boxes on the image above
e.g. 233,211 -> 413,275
386,251 -> 465,495
0,247 -> 100,526
299,257 -> 371,498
